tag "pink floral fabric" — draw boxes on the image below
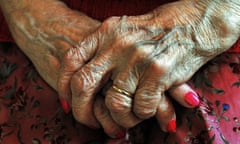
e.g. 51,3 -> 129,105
0,43 -> 103,144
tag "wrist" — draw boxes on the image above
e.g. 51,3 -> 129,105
193,0 -> 240,55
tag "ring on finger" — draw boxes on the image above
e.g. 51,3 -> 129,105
112,85 -> 133,97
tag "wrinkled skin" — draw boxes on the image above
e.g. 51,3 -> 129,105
0,0 -> 100,88
0,0 -> 201,139
58,0 -> 240,134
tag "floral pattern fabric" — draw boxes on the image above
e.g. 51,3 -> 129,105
0,43 -> 102,144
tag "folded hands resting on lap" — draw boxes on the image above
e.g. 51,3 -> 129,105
1,0 -> 239,139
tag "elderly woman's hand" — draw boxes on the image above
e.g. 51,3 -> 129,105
58,0 -> 240,133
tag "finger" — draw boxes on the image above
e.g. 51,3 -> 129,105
104,41 -> 159,128
133,28 -> 183,119
94,96 -> 126,139
155,93 -> 176,133
105,67 -> 142,128
133,59 -> 173,120
105,86 -> 141,128
71,51 -> 112,128
57,35 -> 99,111
168,83 -> 200,108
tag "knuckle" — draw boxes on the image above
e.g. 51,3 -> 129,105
151,59 -> 171,75
63,48 -> 78,62
71,68 -> 95,94
105,96 -> 130,113
62,48 -> 84,71
134,92 -> 159,119
133,41 -> 155,60
101,16 -> 119,29
134,106 -> 156,119
78,37 -> 97,59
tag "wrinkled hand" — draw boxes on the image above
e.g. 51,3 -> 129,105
58,15 -> 200,137
58,15 -> 167,127
58,0 -> 240,134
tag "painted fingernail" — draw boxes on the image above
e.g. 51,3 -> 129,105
167,119 -> 176,133
60,99 -> 70,113
184,92 -> 200,107
116,130 -> 126,138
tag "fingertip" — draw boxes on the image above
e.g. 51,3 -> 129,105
169,84 -> 200,108
60,99 -> 70,113
155,94 -> 176,133
115,130 -> 127,139
166,119 -> 176,133
184,91 -> 200,107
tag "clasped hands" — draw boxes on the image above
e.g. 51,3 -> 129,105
3,0 -> 239,139
56,1 -> 239,138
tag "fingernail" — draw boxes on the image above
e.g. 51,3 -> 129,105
184,92 -> 200,107
167,119 -> 176,133
60,99 -> 70,113
116,130 -> 126,138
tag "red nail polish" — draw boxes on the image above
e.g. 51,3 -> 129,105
116,130 -> 126,138
60,99 -> 70,113
184,92 -> 200,107
167,119 -> 176,133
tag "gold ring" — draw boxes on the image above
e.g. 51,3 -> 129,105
112,85 -> 132,97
